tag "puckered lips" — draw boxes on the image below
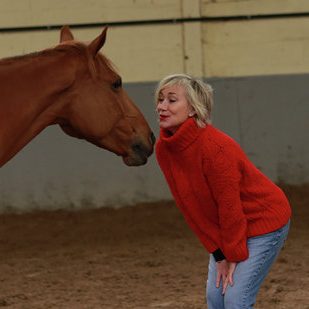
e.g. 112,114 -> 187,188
159,114 -> 170,121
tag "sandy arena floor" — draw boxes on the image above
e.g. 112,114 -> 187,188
0,185 -> 308,309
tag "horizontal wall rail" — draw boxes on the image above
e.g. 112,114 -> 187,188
1,12 -> 309,33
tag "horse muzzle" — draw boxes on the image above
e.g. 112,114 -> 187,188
123,132 -> 156,166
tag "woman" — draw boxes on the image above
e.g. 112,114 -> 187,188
155,74 -> 291,308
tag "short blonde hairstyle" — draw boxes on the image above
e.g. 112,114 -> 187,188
155,74 -> 213,127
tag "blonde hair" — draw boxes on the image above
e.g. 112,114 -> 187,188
155,74 -> 213,127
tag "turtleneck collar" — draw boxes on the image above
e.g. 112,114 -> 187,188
158,118 -> 205,151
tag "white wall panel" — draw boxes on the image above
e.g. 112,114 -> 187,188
202,17 -> 309,78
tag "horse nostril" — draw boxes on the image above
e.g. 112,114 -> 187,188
132,140 -> 153,158
132,143 -> 145,157
150,132 -> 156,146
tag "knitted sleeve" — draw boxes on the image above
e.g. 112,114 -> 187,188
203,144 -> 249,262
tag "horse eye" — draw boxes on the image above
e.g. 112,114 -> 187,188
112,79 -> 122,90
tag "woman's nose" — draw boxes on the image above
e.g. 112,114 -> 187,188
157,101 -> 167,111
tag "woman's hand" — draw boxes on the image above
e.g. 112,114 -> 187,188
222,262 -> 237,294
215,260 -> 229,289
216,260 -> 237,294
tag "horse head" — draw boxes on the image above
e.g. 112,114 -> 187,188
58,26 -> 155,166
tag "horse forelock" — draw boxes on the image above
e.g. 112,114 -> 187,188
95,53 -> 120,80
56,41 -> 119,79
100,54 -> 118,74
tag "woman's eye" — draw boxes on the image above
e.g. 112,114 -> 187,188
157,97 -> 177,103
112,79 -> 122,90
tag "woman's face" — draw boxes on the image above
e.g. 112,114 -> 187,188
156,84 -> 193,134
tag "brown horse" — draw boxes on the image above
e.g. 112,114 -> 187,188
0,26 -> 155,167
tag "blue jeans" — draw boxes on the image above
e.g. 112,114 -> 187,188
206,221 -> 290,309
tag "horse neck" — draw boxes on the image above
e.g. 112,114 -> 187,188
0,50 -> 77,166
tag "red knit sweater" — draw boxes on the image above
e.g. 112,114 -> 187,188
156,118 -> 291,262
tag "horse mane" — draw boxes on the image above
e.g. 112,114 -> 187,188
0,43 -> 86,65
0,41 -> 119,81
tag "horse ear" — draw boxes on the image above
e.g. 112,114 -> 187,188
88,27 -> 108,56
60,25 -> 74,42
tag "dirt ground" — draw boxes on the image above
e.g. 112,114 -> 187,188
0,185 -> 308,309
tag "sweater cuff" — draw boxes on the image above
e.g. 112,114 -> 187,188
212,248 -> 226,262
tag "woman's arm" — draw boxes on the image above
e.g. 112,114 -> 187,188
203,144 -> 249,262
